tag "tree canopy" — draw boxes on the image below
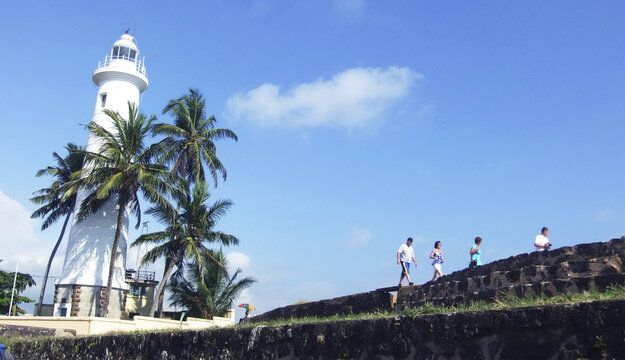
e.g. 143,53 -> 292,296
0,260 -> 36,315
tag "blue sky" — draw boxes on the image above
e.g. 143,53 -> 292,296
2,1 -> 625,319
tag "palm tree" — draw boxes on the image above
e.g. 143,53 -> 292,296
71,102 -> 178,317
132,180 -> 238,317
30,143 -> 85,316
155,88 -> 238,185
168,248 -> 256,319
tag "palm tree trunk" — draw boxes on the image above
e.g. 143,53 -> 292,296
155,255 -> 172,318
149,253 -> 180,317
100,200 -> 126,318
36,212 -> 72,316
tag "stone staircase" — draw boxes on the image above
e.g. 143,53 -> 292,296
396,238 -> 625,309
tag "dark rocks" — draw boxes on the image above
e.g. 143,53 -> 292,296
0,323 -> 75,338
249,291 -> 394,323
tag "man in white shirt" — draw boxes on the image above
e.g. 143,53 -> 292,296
397,237 -> 418,286
534,227 -> 551,251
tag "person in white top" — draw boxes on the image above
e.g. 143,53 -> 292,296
397,237 -> 418,286
534,227 -> 551,251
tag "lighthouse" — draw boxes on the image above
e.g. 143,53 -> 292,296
54,33 -> 148,319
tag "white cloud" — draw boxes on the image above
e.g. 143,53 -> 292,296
226,251 -> 251,271
0,189 -> 64,309
225,66 -> 421,130
0,189 -> 39,247
347,225 -> 373,247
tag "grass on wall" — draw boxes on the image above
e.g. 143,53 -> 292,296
242,283 -> 625,327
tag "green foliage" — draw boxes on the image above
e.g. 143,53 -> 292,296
156,88 -> 237,185
71,102 -> 179,317
133,180 -> 240,317
168,248 -> 256,319
73,102 -> 178,227
30,143 -> 85,230
0,260 -> 36,315
592,335 -> 607,351
30,143 -> 86,314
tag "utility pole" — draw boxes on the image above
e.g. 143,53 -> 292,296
8,262 -> 18,316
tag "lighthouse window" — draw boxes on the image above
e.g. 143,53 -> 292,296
119,47 -> 130,59
111,46 -> 134,60
100,93 -> 107,107
130,284 -> 147,297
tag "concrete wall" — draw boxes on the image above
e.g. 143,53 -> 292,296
11,299 -> 625,359
0,310 -> 236,336
125,280 -> 157,317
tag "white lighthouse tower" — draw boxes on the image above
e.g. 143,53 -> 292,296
54,33 -> 148,319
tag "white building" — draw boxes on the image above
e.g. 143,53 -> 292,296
54,33 -> 149,319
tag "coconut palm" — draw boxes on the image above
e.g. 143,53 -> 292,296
30,143 -> 85,316
168,248 -> 256,319
132,180 -> 238,317
71,102 -> 178,317
155,88 -> 238,185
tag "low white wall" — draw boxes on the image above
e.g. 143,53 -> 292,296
0,310 -> 235,336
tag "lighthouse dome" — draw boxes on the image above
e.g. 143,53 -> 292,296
110,34 -> 140,62
93,33 -> 148,92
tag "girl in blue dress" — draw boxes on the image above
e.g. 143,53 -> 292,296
430,241 -> 445,281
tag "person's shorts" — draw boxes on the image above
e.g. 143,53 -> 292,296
400,261 -> 410,276
433,263 -> 442,273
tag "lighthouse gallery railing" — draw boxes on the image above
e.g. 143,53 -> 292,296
97,54 -> 147,75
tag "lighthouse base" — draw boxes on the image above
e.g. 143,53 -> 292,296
53,284 -> 129,319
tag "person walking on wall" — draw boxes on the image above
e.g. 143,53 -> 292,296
430,241 -> 445,281
469,237 -> 482,267
397,237 -> 417,286
534,227 -> 551,251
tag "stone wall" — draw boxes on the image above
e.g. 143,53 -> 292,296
251,239 -> 625,322
12,299 -> 625,359
397,238 -> 625,309
54,285 -> 127,319
0,323 -> 75,339
249,291 -> 395,323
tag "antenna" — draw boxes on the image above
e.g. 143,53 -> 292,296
136,221 -> 149,273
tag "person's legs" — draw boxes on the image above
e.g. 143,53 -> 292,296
432,264 -> 442,281
399,261 -> 411,286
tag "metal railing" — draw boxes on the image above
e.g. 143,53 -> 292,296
96,54 -> 147,75
125,269 -> 156,281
